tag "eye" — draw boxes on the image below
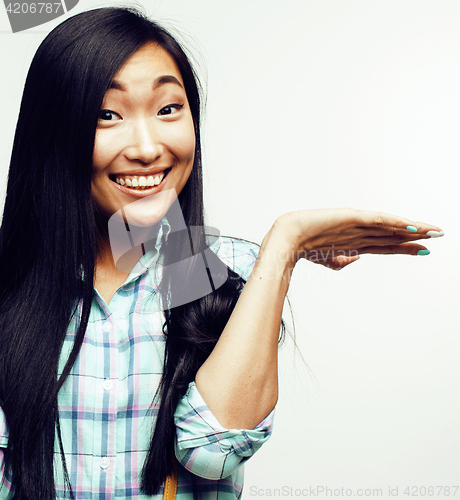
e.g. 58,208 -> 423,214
158,104 -> 184,116
98,110 -> 122,121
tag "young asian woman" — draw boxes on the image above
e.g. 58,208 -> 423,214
0,7 -> 443,500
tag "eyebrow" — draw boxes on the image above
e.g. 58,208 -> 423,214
153,75 -> 183,89
109,75 -> 184,91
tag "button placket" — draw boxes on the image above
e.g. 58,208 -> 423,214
98,312 -> 117,490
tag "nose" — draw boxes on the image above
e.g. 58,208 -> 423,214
124,118 -> 163,164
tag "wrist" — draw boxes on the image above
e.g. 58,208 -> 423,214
254,217 -> 300,286
262,213 -> 303,261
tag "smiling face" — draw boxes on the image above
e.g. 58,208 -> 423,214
92,42 -> 196,222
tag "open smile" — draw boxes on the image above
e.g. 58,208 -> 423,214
109,168 -> 171,195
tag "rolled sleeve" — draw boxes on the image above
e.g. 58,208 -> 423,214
0,408 -> 7,449
174,382 -> 274,480
0,409 -> 14,499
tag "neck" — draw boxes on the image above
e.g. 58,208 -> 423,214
94,231 -> 131,305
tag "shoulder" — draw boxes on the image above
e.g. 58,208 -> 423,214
207,235 -> 259,282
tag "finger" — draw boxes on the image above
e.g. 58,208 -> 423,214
355,210 -> 443,236
357,225 -> 444,239
411,221 -> 444,238
354,233 -> 433,247
358,242 -> 431,256
353,226 -> 430,238
304,231 -> 430,252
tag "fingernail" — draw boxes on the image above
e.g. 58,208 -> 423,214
417,249 -> 430,256
426,230 -> 444,238
406,225 -> 418,233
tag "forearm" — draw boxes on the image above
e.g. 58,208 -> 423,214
195,221 -> 295,429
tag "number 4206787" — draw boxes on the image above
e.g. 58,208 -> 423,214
404,486 -> 459,496
5,3 -> 63,14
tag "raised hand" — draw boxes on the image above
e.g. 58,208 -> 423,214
270,208 -> 444,271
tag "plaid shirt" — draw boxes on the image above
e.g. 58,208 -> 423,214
0,230 -> 274,499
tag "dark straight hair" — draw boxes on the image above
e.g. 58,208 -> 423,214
0,7 -> 245,498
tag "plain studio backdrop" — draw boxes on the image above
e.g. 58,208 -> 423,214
0,1 -> 458,499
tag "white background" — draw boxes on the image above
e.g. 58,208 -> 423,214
1,1 -> 459,499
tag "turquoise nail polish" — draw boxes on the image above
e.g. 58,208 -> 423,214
417,249 -> 430,256
406,225 -> 417,232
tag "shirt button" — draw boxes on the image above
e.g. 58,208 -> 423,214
102,379 -> 113,391
102,321 -> 112,332
100,457 -> 110,469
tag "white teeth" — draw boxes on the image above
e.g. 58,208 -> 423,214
115,172 -> 166,189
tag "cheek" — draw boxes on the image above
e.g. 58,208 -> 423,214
185,119 -> 196,158
92,130 -> 112,173
169,118 -> 196,163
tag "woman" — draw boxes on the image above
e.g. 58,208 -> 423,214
0,7 -> 443,500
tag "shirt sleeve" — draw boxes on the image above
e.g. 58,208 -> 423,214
209,237 -> 259,283
0,408 -> 8,449
174,382 -> 274,480
0,408 -> 15,499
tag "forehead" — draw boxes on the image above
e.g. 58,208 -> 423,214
112,43 -> 184,88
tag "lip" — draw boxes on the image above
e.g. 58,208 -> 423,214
110,168 -> 170,198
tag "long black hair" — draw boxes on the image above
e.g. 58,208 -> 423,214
0,7 -> 245,498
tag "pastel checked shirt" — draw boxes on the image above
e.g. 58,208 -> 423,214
0,229 -> 274,499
